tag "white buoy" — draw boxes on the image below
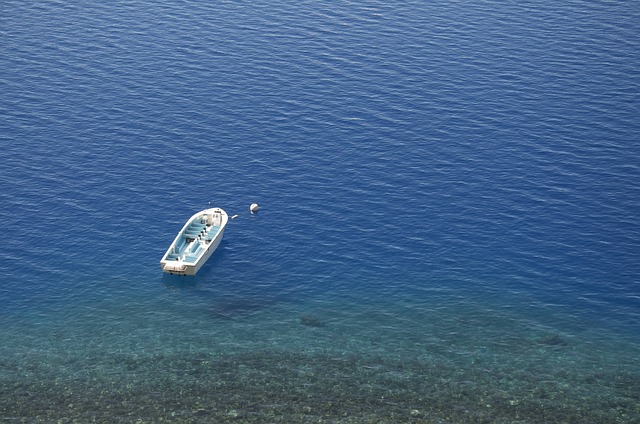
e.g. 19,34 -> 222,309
250,203 -> 260,214
231,214 -> 239,220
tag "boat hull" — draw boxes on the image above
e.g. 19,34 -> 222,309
160,208 -> 228,276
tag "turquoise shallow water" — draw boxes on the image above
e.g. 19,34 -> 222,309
1,0 -> 639,422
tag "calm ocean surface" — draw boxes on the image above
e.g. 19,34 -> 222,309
1,0 -> 639,422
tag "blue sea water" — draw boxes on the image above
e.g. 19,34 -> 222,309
1,0 -> 639,422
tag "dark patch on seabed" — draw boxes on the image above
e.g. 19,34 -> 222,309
1,349 -> 638,423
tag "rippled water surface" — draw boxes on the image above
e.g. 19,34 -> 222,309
1,1 -> 639,422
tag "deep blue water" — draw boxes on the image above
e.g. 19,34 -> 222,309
1,1 -> 639,422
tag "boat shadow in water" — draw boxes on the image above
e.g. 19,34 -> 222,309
161,279 -> 296,321
205,285 -> 299,320
160,242 -> 299,319
206,296 -> 281,320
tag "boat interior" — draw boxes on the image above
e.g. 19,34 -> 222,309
165,211 -> 222,263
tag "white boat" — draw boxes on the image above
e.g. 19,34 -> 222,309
160,207 -> 228,275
